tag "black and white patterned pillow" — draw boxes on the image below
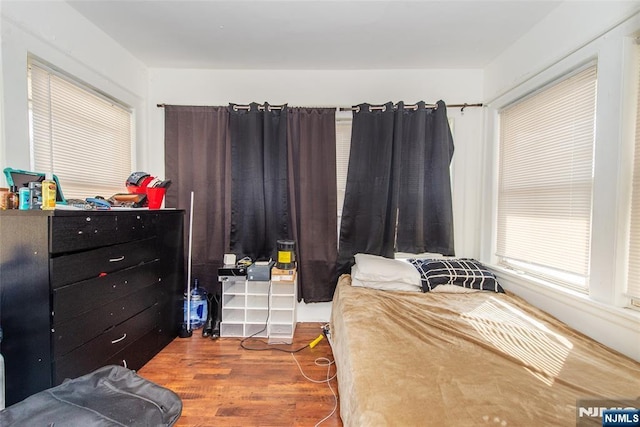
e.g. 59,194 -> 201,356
408,258 -> 504,293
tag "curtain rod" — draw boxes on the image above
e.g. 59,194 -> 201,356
156,102 -> 483,112
339,103 -> 483,112
156,103 -> 286,111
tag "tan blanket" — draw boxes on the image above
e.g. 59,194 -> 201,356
330,275 -> 640,426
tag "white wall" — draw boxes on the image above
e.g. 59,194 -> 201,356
0,1 -> 149,174
483,1 -> 640,104
482,2 -> 640,361
148,68 -> 485,320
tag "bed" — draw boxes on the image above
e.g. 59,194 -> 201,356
330,255 -> 640,426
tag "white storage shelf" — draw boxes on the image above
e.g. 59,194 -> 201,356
246,308 -> 269,323
222,308 -> 244,323
223,294 -> 245,309
245,323 -> 268,338
223,281 -> 245,294
220,272 -> 297,342
220,323 -> 243,337
270,309 -> 294,324
246,294 -> 268,308
268,274 -> 297,344
247,280 -> 270,294
271,282 -> 295,295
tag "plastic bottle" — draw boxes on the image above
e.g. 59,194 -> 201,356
41,173 -> 56,210
183,279 -> 208,329
28,182 -> 42,210
8,186 -> 19,209
18,187 -> 30,210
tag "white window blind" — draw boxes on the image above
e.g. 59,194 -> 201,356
29,61 -> 132,200
335,113 -> 352,215
497,65 -> 597,289
626,43 -> 640,302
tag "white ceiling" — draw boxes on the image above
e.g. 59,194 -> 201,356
66,0 -> 562,70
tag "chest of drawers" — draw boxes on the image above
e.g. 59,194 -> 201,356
0,209 -> 184,405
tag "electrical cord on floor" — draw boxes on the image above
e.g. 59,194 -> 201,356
235,278 -> 337,424
291,351 -> 338,427
242,317 -> 338,424
241,338 -> 310,353
240,280 -> 310,353
239,279 -> 272,350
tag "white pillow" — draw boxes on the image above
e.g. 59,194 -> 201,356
352,253 -> 422,287
351,264 -> 422,292
430,284 -> 481,293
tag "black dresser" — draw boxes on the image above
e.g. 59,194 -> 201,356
0,209 -> 184,406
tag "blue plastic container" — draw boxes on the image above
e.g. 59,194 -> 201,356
183,279 -> 208,329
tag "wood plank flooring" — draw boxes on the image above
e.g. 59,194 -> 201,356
138,323 -> 342,427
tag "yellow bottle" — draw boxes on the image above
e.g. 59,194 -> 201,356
41,173 -> 57,210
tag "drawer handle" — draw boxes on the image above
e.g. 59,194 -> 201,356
109,256 -> 125,262
122,359 -> 128,369
111,333 -> 127,344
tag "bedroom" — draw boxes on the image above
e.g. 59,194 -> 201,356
0,0 -> 639,425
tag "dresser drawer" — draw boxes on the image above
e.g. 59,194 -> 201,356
50,214 -> 120,254
104,328 -> 162,374
52,260 -> 162,324
53,284 -> 160,357
117,213 -> 159,241
51,237 -> 159,288
53,305 -> 157,384
50,213 -> 161,254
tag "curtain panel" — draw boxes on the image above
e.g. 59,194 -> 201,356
337,100 -> 455,277
164,105 -> 231,293
165,104 -> 338,302
228,103 -> 290,261
287,107 -> 338,302
336,102 -> 399,276
396,100 -> 455,255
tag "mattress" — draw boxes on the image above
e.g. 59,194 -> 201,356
330,274 -> 640,426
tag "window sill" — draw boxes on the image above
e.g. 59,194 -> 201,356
489,264 -> 640,332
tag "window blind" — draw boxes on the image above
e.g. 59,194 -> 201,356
497,65 -> 597,288
335,115 -> 352,214
626,44 -> 640,301
29,62 -> 132,200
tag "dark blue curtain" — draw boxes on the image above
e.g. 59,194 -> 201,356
337,100 -> 455,276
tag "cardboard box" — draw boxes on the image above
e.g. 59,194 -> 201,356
271,267 -> 296,282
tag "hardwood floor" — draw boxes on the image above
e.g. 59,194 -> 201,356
138,323 -> 342,426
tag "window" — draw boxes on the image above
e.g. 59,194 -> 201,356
335,111 -> 352,218
496,64 -> 597,290
28,60 -> 133,200
626,42 -> 640,306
